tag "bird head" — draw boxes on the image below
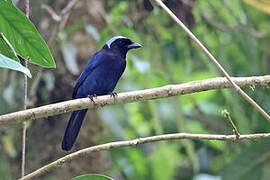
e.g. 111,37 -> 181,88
104,36 -> 141,58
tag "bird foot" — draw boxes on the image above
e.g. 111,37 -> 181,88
87,94 -> 97,102
109,92 -> 118,99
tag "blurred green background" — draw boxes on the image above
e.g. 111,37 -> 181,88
0,0 -> 270,179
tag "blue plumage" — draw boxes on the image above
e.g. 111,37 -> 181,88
62,36 -> 141,151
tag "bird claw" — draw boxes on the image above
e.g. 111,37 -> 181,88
109,92 -> 118,99
87,94 -> 97,102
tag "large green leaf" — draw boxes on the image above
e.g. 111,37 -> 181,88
72,174 -> 114,180
0,53 -> 31,77
0,0 -> 55,68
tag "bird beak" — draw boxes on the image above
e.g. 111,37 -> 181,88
128,42 -> 142,50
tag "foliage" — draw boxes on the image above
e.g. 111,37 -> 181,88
0,53 -> 31,77
0,0 -> 55,68
98,1 -> 270,179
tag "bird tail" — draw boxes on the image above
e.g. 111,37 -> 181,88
62,109 -> 88,151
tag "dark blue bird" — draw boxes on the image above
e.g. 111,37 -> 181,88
62,36 -> 141,151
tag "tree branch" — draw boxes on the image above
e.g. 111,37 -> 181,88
20,132 -> 270,180
61,0 -> 80,15
222,110 -> 240,138
0,76 -> 269,126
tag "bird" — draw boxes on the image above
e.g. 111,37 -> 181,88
62,36 -> 141,151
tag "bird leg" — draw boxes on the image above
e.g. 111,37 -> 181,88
87,94 -> 97,102
109,92 -> 118,99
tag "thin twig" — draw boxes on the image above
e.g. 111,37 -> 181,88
61,0 -> 80,15
41,5 -> 61,21
21,0 -> 30,177
0,76 -> 269,126
19,132 -> 270,180
21,63 -> 27,177
153,0 -> 270,121
21,120 -> 27,177
222,109 -> 240,138
43,0 -> 80,22
25,0 -> 30,17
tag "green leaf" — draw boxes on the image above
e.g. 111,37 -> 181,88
72,174 -> 114,180
0,1 -> 55,68
3,0 -> 12,4
0,32 -> 18,60
0,53 -> 32,78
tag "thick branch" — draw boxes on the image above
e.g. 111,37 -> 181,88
0,76 -> 269,126
20,132 -> 270,180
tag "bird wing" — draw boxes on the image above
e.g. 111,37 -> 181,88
72,51 -> 102,99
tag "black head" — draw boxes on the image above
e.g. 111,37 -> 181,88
104,36 -> 141,58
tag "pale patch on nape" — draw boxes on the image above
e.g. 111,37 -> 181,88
106,36 -> 127,48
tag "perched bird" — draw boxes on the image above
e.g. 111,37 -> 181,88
62,36 -> 141,151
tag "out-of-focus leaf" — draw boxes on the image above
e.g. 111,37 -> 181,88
127,148 -> 148,179
108,1 -> 128,25
221,139 -> 270,180
0,1 -> 55,67
244,0 -> 270,15
43,72 -> 55,91
85,24 -> 100,41
132,56 -> 150,74
150,144 -> 181,180
2,136 -> 16,157
186,120 -> 207,134
239,163 -> 263,180
0,53 -> 31,77
207,141 -> 226,151
3,83 -> 15,105
0,155 -> 12,180
193,173 -> 222,180
65,23 -> 84,36
119,27 -> 137,40
72,174 -> 114,180
61,41 -> 79,75
99,107 -> 125,139
126,103 -> 151,136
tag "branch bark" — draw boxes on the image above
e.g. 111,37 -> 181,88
0,76 -> 269,126
20,132 -> 270,180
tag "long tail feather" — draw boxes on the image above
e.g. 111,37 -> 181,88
62,109 -> 88,151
